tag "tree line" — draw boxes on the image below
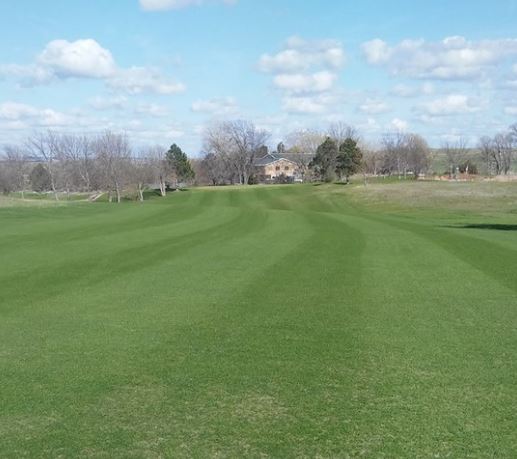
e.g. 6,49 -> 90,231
1,122 -> 516,199
197,120 -> 517,184
0,131 -> 194,201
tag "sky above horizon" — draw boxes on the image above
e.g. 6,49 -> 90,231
1,0 -> 517,154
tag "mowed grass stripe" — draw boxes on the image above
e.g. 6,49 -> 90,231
1,184 -> 517,457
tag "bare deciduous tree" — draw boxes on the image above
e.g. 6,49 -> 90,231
479,132 -> 513,175
144,146 -> 169,196
442,138 -> 468,178
94,131 -> 131,203
285,129 -> 325,181
27,131 -> 62,201
381,132 -> 430,178
203,120 -> 270,185
2,145 -> 29,198
328,122 -> 359,145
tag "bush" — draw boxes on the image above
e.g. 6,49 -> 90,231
459,160 -> 478,175
274,174 -> 294,184
29,164 -> 51,192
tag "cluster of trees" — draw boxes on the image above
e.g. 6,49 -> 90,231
0,130 -> 194,201
202,120 -> 270,185
1,121 -> 516,198
309,135 -> 363,183
479,124 -> 517,176
198,121 -> 433,184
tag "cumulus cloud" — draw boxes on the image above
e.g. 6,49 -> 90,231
134,103 -> 169,117
504,106 -> 517,115
0,39 -> 185,95
0,102 -> 71,127
390,118 -> 408,131
139,0 -> 236,11
191,97 -> 238,115
89,95 -> 128,111
391,83 -> 434,98
282,93 -> 341,115
259,36 -> 345,114
38,39 -> 117,79
259,36 -> 345,73
418,94 -> 481,116
362,36 -> 517,80
108,67 -> 185,95
273,71 -> 337,94
358,98 -> 390,114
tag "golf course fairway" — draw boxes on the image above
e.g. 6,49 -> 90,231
1,182 -> 517,457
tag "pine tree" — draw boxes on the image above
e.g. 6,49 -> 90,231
166,144 -> 195,187
309,137 -> 338,182
336,138 -> 363,183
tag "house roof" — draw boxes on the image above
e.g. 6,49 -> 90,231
254,153 -> 296,166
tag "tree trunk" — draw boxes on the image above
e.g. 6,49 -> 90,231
138,184 -> 144,202
159,178 -> 166,197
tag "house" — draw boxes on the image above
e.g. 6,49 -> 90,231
254,153 -> 300,183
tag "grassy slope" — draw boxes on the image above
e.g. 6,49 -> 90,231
1,183 -> 517,458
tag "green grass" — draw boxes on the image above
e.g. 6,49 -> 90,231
1,182 -> 517,457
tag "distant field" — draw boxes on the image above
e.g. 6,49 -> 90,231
1,182 -> 517,457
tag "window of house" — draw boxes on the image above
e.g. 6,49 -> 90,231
284,166 -> 290,171
275,166 -> 280,171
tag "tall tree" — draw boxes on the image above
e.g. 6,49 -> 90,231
27,131 -> 61,200
166,143 -> 195,187
29,163 -> 52,192
94,131 -> 131,203
328,122 -> 358,146
203,120 -> 270,185
2,145 -> 28,198
336,137 -> 363,183
285,129 -> 325,182
145,146 -> 169,197
309,137 -> 338,182
442,138 -> 468,179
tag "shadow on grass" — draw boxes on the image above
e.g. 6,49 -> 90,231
449,224 -> 517,231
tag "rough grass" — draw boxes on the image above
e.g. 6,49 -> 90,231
1,182 -> 517,457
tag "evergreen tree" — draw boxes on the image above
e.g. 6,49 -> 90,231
309,137 -> 338,182
336,137 -> 363,183
29,163 -> 52,192
166,144 -> 195,186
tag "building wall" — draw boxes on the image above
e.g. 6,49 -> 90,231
262,160 -> 297,178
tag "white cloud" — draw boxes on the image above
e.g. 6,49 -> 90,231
391,83 -> 434,98
191,97 -> 238,115
89,95 -> 128,111
259,36 -> 345,73
0,39 -> 185,95
37,39 -> 117,79
282,93 -> 340,115
139,0 -> 236,11
108,67 -> 185,95
259,36 -> 345,115
273,71 -> 336,93
418,94 -> 481,116
358,98 -> 390,114
0,102 -> 71,127
390,118 -> 408,131
361,39 -> 391,64
362,36 -> 517,80
135,103 -> 169,117
504,106 -> 517,115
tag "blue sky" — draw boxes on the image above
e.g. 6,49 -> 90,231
1,0 -> 517,154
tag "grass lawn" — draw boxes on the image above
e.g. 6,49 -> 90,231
1,182 -> 517,457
